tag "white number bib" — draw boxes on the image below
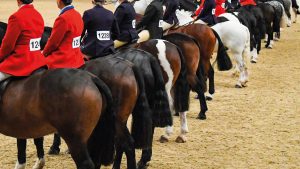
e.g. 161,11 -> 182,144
212,9 -> 216,15
72,36 -> 81,48
221,3 -> 225,8
29,38 -> 41,51
159,20 -> 163,28
97,31 -> 110,41
132,20 -> 136,29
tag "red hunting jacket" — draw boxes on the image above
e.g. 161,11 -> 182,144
43,7 -> 84,69
240,0 -> 257,6
215,0 -> 226,16
0,5 -> 46,76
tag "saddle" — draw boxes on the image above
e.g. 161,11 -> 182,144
0,67 -> 47,101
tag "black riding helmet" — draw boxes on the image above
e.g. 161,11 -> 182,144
20,0 -> 33,4
62,0 -> 73,5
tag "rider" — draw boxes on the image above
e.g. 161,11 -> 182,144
239,0 -> 256,10
194,0 -> 217,25
0,0 -> 46,82
136,0 -> 164,43
43,0 -> 84,69
113,0 -> 138,48
215,0 -> 226,17
162,0 -> 180,31
81,0 -> 120,58
0,0 -> 46,167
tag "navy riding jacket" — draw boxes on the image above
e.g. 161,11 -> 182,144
114,0 -> 139,43
197,0 -> 217,25
81,5 -> 120,58
163,0 -> 179,25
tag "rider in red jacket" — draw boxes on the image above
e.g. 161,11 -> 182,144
239,0 -> 256,6
215,0 -> 226,16
43,0 -> 84,69
0,0 -> 46,81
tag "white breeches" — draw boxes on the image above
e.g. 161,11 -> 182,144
137,30 -> 150,43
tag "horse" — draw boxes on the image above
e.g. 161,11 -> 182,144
211,21 -> 251,88
257,1 -> 284,49
0,68 -> 115,169
168,24 -> 233,89
113,45 -> 184,169
161,33 -> 207,143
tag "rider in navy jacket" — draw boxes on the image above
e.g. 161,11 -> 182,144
197,0 -> 216,25
81,0 -> 120,58
136,0 -> 164,42
114,0 -> 139,48
163,0 -> 179,26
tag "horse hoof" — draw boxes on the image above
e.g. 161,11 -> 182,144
175,135 -> 187,143
197,114 -> 206,120
159,135 -> 169,143
241,83 -> 248,87
137,161 -> 149,169
206,96 -> 213,101
14,162 -> 26,169
32,158 -> 45,169
251,59 -> 257,64
235,84 -> 243,88
48,147 -> 60,155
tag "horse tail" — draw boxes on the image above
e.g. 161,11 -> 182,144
88,76 -> 115,166
211,29 -> 233,71
170,45 -> 189,114
131,65 -> 153,149
279,4 -> 287,28
149,55 -> 173,127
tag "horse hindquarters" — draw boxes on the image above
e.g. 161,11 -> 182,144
87,76 -> 116,168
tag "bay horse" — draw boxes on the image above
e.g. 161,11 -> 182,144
34,54 -> 171,169
168,23 -> 233,92
0,68 -> 115,169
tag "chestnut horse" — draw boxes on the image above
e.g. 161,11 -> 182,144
168,23 -> 233,99
0,69 -> 115,169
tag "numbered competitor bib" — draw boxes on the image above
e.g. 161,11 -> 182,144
132,20 -> 136,28
29,38 -> 41,51
212,9 -> 216,15
97,31 -> 110,41
159,20 -> 164,28
72,36 -> 81,48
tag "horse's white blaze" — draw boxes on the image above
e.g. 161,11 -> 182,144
180,111 -> 189,134
156,40 -> 174,113
14,162 -> 25,169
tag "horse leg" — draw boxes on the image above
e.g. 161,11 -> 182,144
32,137 -> 45,169
197,92 -> 208,120
137,127 -> 155,169
159,125 -> 173,143
175,111 -> 189,143
207,64 -> 215,100
48,133 -> 61,155
232,52 -> 247,88
64,137 -> 94,169
113,121 -> 136,169
15,139 -> 26,169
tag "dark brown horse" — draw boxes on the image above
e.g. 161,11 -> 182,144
115,40 -> 189,169
168,23 -> 233,100
0,69 -> 115,169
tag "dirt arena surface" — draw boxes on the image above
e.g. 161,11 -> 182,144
0,0 -> 299,168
